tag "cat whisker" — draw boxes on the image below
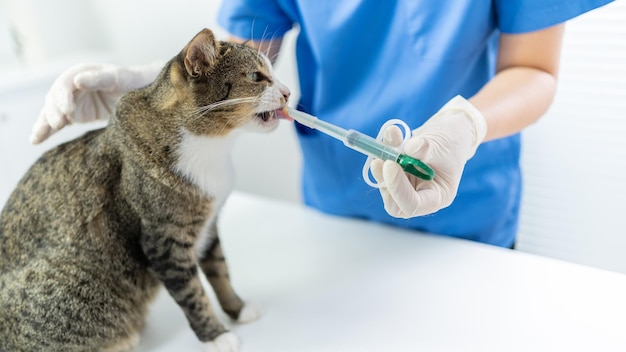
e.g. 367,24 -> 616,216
258,27 -> 270,57
187,96 -> 266,126
269,50 -> 281,64
261,30 -> 280,60
194,97 -> 261,115
250,19 -> 257,43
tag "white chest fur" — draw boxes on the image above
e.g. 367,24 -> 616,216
173,129 -> 239,257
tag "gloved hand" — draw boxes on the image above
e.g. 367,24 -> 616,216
370,95 -> 487,218
30,61 -> 164,144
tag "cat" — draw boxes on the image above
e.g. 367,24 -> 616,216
0,28 -> 290,352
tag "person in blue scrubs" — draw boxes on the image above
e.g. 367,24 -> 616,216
215,0 -> 612,248
31,0 -> 613,248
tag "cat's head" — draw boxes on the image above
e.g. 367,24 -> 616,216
164,28 -> 291,136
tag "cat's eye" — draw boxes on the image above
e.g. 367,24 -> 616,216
246,71 -> 271,83
247,72 -> 260,82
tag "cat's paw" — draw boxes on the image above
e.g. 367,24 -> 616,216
203,332 -> 240,352
236,301 -> 261,324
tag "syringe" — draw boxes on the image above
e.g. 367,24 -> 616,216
283,107 -> 435,181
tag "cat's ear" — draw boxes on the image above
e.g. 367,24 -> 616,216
184,29 -> 221,78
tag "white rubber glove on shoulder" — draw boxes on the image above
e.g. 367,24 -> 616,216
30,61 -> 164,144
370,95 -> 487,218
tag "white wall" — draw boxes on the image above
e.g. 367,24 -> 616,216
0,0 -> 18,66
516,1 -> 626,274
0,1 -> 625,274
4,0 -> 109,65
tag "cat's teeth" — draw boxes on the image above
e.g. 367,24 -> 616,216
257,111 -> 275,122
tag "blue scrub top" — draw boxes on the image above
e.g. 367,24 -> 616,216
219,0 -> 612,247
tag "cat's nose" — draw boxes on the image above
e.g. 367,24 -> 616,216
278,83 -> 290,104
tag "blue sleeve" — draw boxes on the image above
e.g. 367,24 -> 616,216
217,0 -> 294,40
495,0 -> 614,33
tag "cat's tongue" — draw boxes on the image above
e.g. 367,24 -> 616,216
275,107 -> 294,122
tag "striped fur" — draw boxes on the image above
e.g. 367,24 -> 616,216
0,28 -> 288,351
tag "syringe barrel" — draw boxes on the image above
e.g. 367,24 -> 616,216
287,107 -> 349,141
344,130 -> 400,161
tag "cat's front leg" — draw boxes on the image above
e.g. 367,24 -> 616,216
199,227 -> 261,324
140,223 -> 237,351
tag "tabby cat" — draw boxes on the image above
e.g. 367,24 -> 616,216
0,28 -> 290,351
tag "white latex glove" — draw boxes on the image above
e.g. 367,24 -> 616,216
370,95 -> 487,218
30,61 -> 164,144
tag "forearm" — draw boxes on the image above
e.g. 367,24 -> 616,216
469,66 -> 557,142
469,24 -> 564,142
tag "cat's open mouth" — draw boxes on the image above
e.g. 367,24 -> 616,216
256,110 -> 276,122
256,108 -> 293,123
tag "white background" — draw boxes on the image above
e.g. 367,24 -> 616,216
0,0 -> 625,273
